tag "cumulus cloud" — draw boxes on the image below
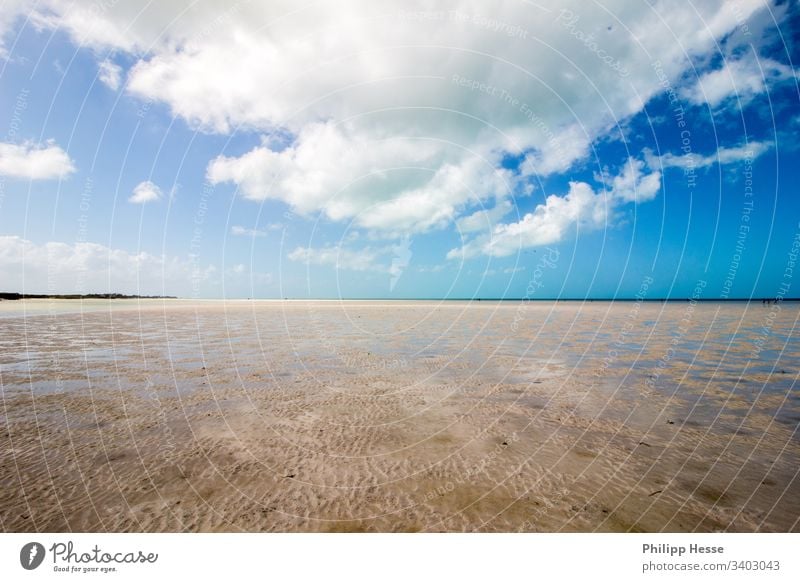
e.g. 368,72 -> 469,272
71,0 -> 767,135
15,15 -> 774,141
0,140 -> 75,179
517,124 -> 593,178
5,0 -> 787,241
98,59 -> 122,90
644,141 -> 772,171
607,158 -> 662,203
129,180 -> 162,203
680,54 -> 799,108
208,123 -> 441,211
209,122 -> 514,234
451,158 -> 660,258
0,235 -> 214,295
451,182 -> 609,259
456,199 -> 515,234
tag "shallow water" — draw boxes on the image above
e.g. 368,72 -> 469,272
1,299 -> 798,532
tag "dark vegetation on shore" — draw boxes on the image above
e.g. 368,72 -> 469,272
0,293 -> 176,300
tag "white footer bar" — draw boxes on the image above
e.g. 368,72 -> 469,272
1,533 -> 796,581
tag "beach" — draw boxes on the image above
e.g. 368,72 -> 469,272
1,299 -> 798,532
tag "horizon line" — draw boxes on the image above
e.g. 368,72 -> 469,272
3,293 -> 799,303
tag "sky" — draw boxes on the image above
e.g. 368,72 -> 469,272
0,0 -> 798,300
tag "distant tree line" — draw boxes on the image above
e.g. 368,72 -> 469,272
0,293 -> 176,300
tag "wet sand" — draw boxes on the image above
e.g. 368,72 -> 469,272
1,299 -> 798,532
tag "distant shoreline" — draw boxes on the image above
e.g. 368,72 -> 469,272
0,293 -> 177,300
2,293 -> 798,303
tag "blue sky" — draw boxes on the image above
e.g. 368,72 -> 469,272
0,0 -> 798,299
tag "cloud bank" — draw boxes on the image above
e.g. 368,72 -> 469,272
0,236 -> 214,295
0,0 -> 793,263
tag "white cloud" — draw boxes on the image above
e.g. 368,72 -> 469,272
208,123 -> 440,212
4,0 -> 785,239
0,0 -> 30,58
0,235 -> 213,295
101,0 -> 768,137
389,237 -> 412,290
456,199 -> 514,234
680,54 -> 799,108
714,142 -> 773,164
608,158 -> 662,203
231,226 -> 264,238
288,245 -> 386,272
452,181 -> 609,259
0,140 -> 75,179
208,122 -> 515,234
450,158 -> 660,258
8,2 -> 777,129
129,180 -> 162,204
98,59 -> 122,90
231,224 -> 283,237
185,0 -> 773,235
644,141 -> 772,171
517,124 -> 592,178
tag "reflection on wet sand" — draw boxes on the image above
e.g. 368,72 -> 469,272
1,299 -> 798,532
